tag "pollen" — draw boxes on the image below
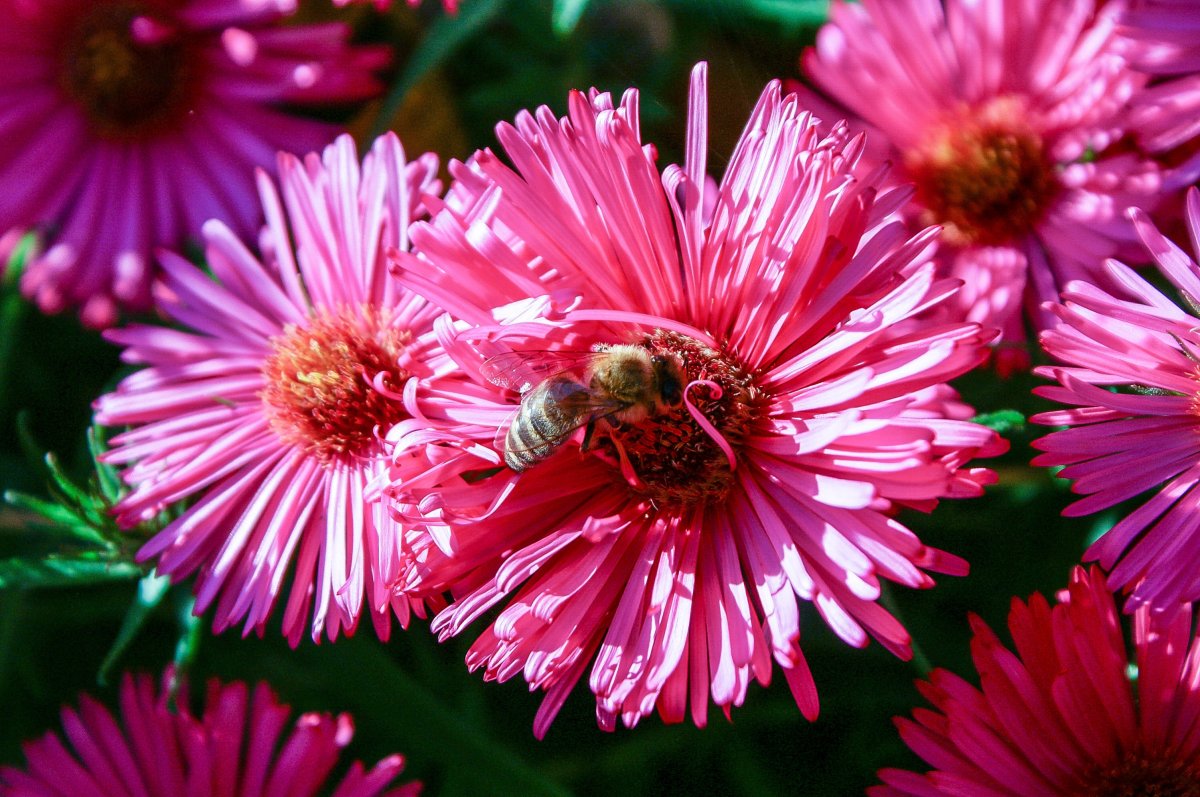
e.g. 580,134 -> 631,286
260,306 -> 412,464
906,97 -> 1060,247
1073,752 -> 1200,797
60,4 -> 196,139
603,330 -> 762,508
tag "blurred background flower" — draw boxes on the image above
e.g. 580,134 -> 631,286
0,0 -> 388,327
794,0 -> 1170,370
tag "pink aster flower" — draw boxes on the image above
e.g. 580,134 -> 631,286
1122,0 -> 1200,184
384,63 -> 1006,736
1,0 -> 389,328
1032,187 -> 1200,611
0,670 -> 419,796
796,0 -> 1167,366
95,133 -> 448,645
872,566 -> 1200,796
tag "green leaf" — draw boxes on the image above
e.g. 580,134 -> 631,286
552,0 -> 589,35
370,0 -> 509,138
88,426 -> 123,504
0,556 -> 142,590
970,408 -> 1026,435
166,592 -> 204,710
734,0 -> 829,29
97,570 -> 171,685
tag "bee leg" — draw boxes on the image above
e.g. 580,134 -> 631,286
581,419 -> 597,452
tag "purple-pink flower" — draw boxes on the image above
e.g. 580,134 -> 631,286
1122,0 -> 1200,184
384,64 -> 1005,736
0,670 -> 419,796
1,0 -> 388,328
872,567 -> 1200,796
796,0 -> 1167,367
1033,187 -> 1200,611
94,133 -> 448,645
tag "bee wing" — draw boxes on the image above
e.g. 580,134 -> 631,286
499,379 -> 630,456
480,350 -> 605,394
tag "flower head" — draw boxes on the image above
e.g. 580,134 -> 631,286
797,0 -> 1167,364
2,0 -> 389,327
1033,187 -> 1200,611
95,133 -> 447,644
872,567 -> 1200,796
385,64 -> 1005,735
0,670 -> 419,796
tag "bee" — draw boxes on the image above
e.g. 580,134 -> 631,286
480,344 -> 685,472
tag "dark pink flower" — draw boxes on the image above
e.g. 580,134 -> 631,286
384,64 -> 1005,735
1122,0 -> 1200,184
797,0 -> 1167,361
873,567 -> 1200,796
95,134 -> 448,644
1033,187 -> 1200,611
0,671 -> 419,797
1,0 -> 388,327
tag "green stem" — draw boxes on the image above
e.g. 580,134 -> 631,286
879,583 -> 932,677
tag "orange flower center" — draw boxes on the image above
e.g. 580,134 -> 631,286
600,330 -> 761,508
906,97 -> 1060,247
1074,752 -> 1200,797
60,3 -> 196,139
260,307 -> 412,464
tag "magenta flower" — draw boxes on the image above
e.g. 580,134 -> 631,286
1122,0 -> 1200,184
796,0 -> 1167,364
1,0 -> 388,327
872,567 -> 1200,796
384,64 -> 1005,736
95,133 -> 448,644
0,670 -> 419,796
1033,187 -> 1200,611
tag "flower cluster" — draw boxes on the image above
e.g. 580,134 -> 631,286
8,0 -> 1200,791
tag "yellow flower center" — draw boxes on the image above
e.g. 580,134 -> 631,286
260,307 -> 412,464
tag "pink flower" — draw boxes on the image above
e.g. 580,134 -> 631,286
872,567 -> 1200,796
1,0 -> 389,328
796,0 -> 1167,363
95,133 -> 448,645
1032,187 -> 1200,611
384,63 -> 1005,736
1122,0 -> 1200,184
0,670 -> 419,796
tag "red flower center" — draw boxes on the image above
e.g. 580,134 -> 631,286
598,330 -> 761,508
60,3 -> 197,139
1075,752 -> 1200,797
905,97 -> 1061,247
260,306 -> 412,464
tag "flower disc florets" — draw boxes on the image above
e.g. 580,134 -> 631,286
61,3 -> 195,139
604,329 -> 760,507
907,99 -> 1061,247
261,305 -> 412,463
1078,754 -> 1200,797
